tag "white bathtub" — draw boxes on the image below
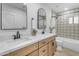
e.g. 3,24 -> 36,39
56,37 -> 79,52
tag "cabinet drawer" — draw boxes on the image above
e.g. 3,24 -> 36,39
48,41 -> 55,56
48,36 -> 55,42
39,44 -> 48,56
27,50 -> 39,56
53,40 -> 57,52
5,42 -> 38,56
39,38 -> 49,48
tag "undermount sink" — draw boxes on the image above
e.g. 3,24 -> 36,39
0,36 -> 33,55
12,36 -> 32,42
0,36 -> 32,46
0,37 -> 32,50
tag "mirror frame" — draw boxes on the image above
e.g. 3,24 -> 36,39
37,8 -> 46,29
1,3 -> 27,30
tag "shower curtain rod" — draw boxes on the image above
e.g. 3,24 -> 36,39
52,11 -> 79,17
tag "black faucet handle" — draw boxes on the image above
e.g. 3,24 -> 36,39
12,35 -> 17,40
19,34 -> 22,38
20,34 -> 22,35
17,31 -> 20,34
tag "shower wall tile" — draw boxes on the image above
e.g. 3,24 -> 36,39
56,9 -> 79,40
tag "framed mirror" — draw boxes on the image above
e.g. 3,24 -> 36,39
0,3 -> 1,29
2,3 -> 27,30
37,8 -> 46,29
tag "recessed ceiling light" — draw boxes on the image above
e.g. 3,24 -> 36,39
65,8 -> 68,10
23,3 -> 26,5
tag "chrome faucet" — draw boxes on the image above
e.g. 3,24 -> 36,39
13,31 -> 21,40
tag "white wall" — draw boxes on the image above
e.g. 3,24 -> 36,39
0,3 -> 56,40
26,3 -> 53,34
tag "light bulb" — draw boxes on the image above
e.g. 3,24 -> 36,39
65,8 -> 68,10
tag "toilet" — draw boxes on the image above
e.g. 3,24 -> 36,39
56,39 -> 63,51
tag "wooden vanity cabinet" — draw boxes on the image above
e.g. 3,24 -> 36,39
48,41 -> 55,56
27,50 -> 39,56
5,42 -> 38,56
48,37 -> 56,56
39,44 -> 48,56
38,36 -> 57,56
53,40 -> 57,52
38,38 -> 49,48
4,36 -> 57,56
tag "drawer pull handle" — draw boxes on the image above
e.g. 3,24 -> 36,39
52,42 -> 54,46
42,49 -> 46,52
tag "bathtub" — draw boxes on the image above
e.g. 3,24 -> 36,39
56,37 -> 79,52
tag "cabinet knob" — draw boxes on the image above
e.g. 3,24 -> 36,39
52,42 -> 54,46
42,49 -> 46,52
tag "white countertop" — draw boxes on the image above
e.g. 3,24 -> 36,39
0,33 -> 56,56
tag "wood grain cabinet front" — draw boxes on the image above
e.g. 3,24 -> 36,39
53,40 -> 57,52
48,37 -> 57,56
39,44 -> 48,56
48,41 -> 55,56
4,42 -> 38,56
4,36 -> 57,56
39,38 -> 49,48
27,50 -> 39,56
48,36 -> 55,42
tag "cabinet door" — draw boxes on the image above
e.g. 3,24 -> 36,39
39,45 -> 48,56
4,42 -> 38,56
53,40 -> 57,52
28,50 -> 39,56
39,38 -> 49,48
48,41 -> 55,56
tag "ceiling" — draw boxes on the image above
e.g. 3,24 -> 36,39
44,3 -> 79,13
2,3 -> 79,13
